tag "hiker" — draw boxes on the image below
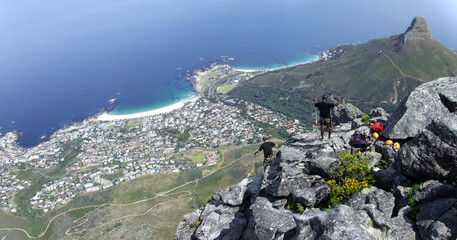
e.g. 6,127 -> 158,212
254,136 -> 278,171
314,95 -> 344,140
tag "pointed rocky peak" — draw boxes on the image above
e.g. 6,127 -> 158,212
397,16 -> 432,45
405,16 -> 430,35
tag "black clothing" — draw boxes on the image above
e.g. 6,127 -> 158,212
258,142 -> 276,158
315,102 -> 335,118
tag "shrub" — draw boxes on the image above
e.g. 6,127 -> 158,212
286,197 -> 305,213
406,183 -> 421,221
361,115 -> 371,125
327,152 -> 374,207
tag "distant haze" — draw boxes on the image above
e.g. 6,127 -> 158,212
0,0 -> 456,147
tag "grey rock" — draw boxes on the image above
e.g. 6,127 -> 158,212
414,180 -> 457,203
416,198 -> 457,240
351,118 -> 364,130
382,77 -> 457,139
241,218 -> 259,240
293,205 -> 374,240
193,204 -> 246,240
213,174 -> 263,207
292,183 -> 330,207
286,123 -> 352,159
390,206 -> 416,240
396,16 -> 432,49
360,152 -> 382,168
279,145 -> 307,163
213,178 -> 249,207
374,165 -> 412,190
175,209 -> 202,240
354,126 -> 371,137
370,107 -> 389,118
266,165 -> 325,197
371,116 -> 389,124
397,114 -> 457,180
245,174 -> 263,199
347,187 -> 395,228
306,156 -> 339,178
332,103 -> 364,125
373,140 -> 396,165
270,198 -> 288,210
250,197 -> 296,240
200,203 -> 217,221
392,186 -> 413,215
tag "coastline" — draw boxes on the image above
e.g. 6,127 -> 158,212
233,54 -> 320,73
97,95 -> 199,121
97,53 -> 320,122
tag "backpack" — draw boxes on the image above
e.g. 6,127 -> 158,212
371,122 -> 384,132
349,133 -> 370,148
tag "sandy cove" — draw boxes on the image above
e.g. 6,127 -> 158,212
97,96 -> 199,121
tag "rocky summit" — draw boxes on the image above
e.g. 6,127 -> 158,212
176,77 -> 457,240
397,16 -> 432,45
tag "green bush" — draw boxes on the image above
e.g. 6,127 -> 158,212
286,198 -> 305,213
406,183 -> 421,221
361,115 -> 371,125
327,152 -> 374,208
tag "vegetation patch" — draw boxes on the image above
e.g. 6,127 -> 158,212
185,151 -> 207,164
218,85 -> 236,94
125,120 -> 142,129
101,172 -> 124,182
361,115 -> 371,125
406,183 -> 421,221
286,197 -> 304,213
327,152 -> 374,208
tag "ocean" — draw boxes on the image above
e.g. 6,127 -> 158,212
1,0 -> 456,147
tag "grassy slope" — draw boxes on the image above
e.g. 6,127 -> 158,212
0,145 -> 262,240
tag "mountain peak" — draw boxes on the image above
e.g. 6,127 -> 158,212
397,16 -> 432,44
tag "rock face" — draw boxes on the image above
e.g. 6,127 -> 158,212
382,77 -> 457,139
332,102 -> 364,125
176,77 -> 457,240
396,16 -> 432,47
397,114 -> 457,180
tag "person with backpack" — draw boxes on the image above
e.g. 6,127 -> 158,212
314,95 -> 344,140
254,136 -> 278,171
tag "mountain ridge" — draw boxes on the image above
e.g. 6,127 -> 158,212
227,17 -> 457,125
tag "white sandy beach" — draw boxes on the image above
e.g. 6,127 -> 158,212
97,55 -> 320,122
233,55 -> 320,73
97,96 -> 199,121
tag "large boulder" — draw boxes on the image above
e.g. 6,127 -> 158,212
250,197 -> 296,240
332,103 -> 364,125
193,204 -> 246,240
382,77 -> 457,139
212,174 -> 263,207
414,180 -> 457,203
396,114 -> 457,180
175,209 -> 202,240
370,107 -> 389,118
416,198 -> 457,240
265,165 -> 324,198
293,205 -> 374,240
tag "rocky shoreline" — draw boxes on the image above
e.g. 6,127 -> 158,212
176,77 -> 457,240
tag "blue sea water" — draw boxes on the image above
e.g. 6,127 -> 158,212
1,0 -> 456,147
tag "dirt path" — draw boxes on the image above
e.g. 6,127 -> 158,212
382,52 -> 425,82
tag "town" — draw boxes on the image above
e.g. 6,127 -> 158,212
0,97 -> 306,213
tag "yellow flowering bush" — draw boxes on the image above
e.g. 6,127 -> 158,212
327,152 -> 374,207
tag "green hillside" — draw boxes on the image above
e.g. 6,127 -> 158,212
229,17 -> 457,123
